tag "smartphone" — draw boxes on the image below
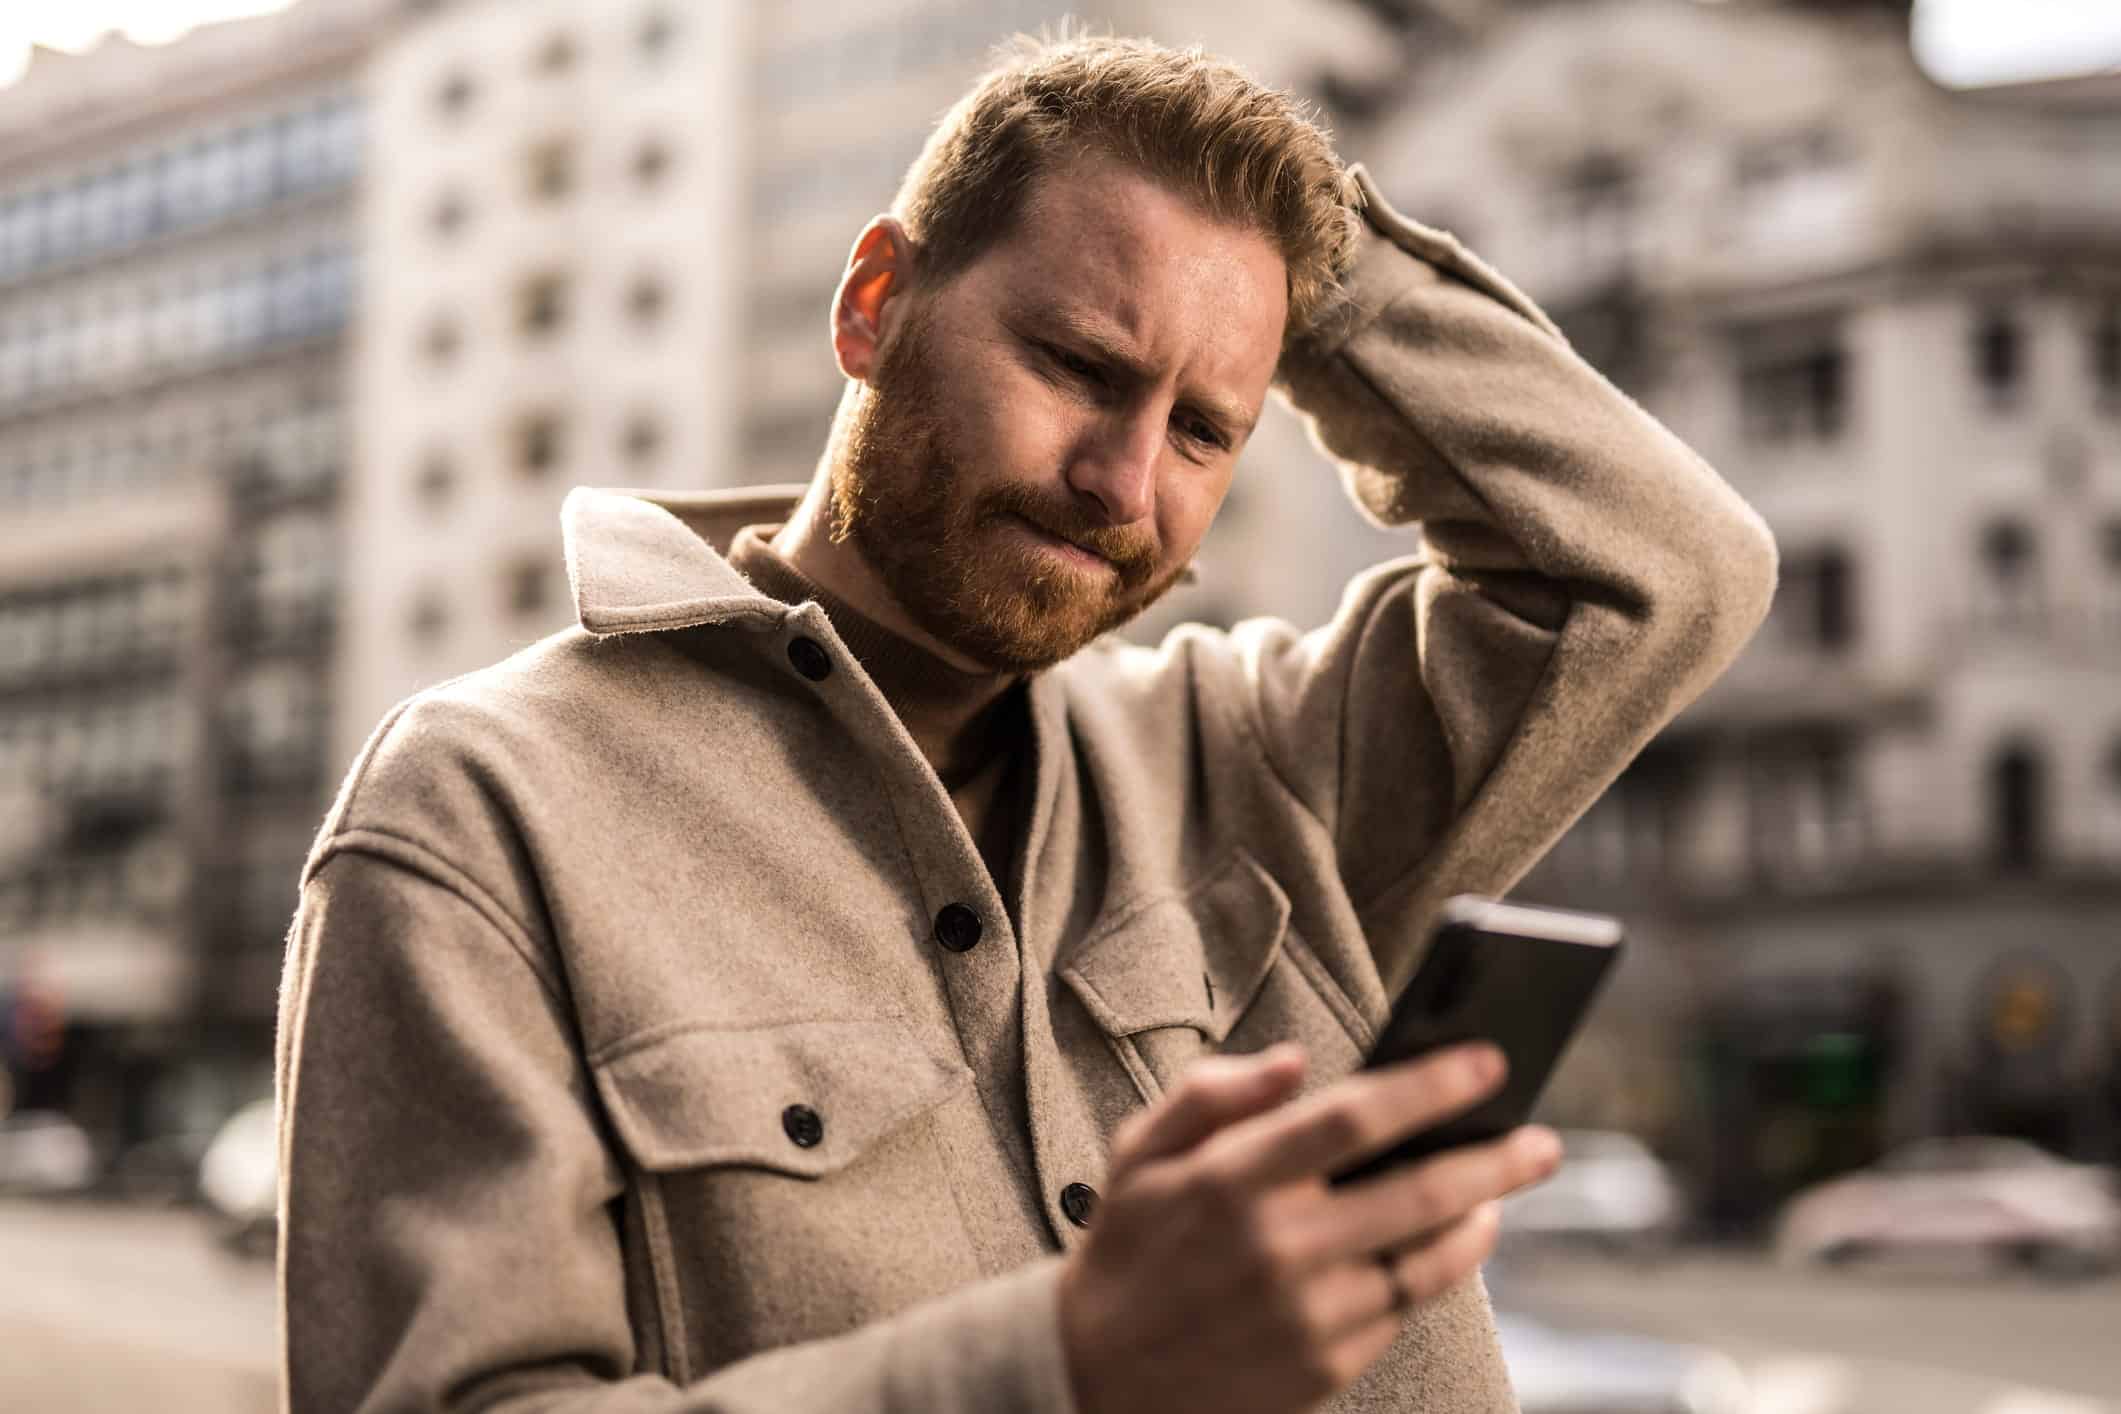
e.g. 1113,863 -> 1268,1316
1328,894 -> 1623,1187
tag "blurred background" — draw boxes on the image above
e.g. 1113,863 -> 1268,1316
0,0 -> 2117,1409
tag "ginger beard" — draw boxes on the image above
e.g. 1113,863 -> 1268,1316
829,303 -> 1193,673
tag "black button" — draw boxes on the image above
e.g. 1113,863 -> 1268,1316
786,637 -> 832,681
782,1104 -> 824,1148
1060,1182 -> 1098,1228
933,903 -> 982,953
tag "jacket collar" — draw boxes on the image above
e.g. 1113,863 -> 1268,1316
563,484 -> 807,635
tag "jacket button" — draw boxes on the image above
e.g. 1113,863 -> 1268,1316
786,637 -> 832,681
933,903 -> 982,953
1060,1182 -> 1098,1228
782,1104 -> 824,1148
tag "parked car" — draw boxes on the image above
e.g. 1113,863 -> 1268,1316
1494,1310 -> 1749,1414
1775,1135 -> 2121,1277
198,1096 -> 277,1257
1499,1129 -> 1683,1257
0,1109 -> 97,1195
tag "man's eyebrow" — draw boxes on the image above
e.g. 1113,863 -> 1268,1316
1016,303 -> 1258,440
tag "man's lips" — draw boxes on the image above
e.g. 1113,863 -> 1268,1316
1006,513 -> 1116,571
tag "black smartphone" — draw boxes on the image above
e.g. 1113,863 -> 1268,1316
1328,895 -> 1623,1187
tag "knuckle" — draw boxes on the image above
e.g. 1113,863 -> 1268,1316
1182,1152 -> 1250,1219
1396,1171 -> 1450,1231
1316,1100 -> 1373,1155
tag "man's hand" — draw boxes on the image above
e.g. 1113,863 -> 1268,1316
1056,1041 -> 1560,1414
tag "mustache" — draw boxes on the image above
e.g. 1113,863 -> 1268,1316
979,483 -> 1160,577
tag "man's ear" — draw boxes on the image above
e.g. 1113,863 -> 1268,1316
832,216 -> 915,382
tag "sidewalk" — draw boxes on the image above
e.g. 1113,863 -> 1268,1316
0,1197 -> 276,1414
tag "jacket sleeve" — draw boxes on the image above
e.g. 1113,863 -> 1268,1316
275,844 -> 1080,1414
1237,164 -> 1777,995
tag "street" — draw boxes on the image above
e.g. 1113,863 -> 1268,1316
1494,1245 -> 2121,1413
2,1198 -> 2118,1412
0,1198 -> 275,1414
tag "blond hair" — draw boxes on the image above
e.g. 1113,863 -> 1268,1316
892,32 -> 1359,342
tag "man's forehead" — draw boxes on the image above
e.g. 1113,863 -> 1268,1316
979,159 -> 1289,387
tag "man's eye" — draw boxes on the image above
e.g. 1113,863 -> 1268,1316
1178,415 -> 1225,450
1048,345 -> 1101,382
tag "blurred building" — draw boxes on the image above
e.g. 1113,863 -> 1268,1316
340,0 -> 751,757
0,0 -> 394,1150
1338,0 -> 2121,1221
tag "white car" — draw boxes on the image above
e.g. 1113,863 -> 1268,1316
198,1097 -> 278,1255
0,1109 -> 96,1195
1500,1129 -> 1683,1256
1775,1135 -> 2121,1277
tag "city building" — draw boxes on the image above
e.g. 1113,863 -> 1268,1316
0,0 -> 395,1150
338,0 -> 751,762
1340,0 -> 2121,1222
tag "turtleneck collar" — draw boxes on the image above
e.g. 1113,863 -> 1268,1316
725,525 -> 1024,787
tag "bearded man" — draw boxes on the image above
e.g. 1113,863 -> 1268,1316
277,33 -> 1776,1414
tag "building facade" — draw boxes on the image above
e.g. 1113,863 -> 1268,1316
1345,0 -> 2121,1224
338,0 -> 752,762
0,0 -> 394,1150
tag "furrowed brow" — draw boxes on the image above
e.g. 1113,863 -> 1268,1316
1025,303 -> 1257,441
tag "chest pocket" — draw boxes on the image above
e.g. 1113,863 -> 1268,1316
592,1017 -> 971,1178
589,1017 -> 981,1379
1059,851 -> 1297,1101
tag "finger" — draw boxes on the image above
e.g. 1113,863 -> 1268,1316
1297,1251 -> 1401,1347
1378,1199 -> 1502,1313
1110,1042 -> 1307,1172
1201,1042 -> 1504,1191
1302,1125 -> 1560,1267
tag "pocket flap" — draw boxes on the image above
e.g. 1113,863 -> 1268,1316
1060,852 -> 1290,1043
591,1018 -> 972,1179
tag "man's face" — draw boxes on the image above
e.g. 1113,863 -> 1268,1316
832,157 -> 1289,673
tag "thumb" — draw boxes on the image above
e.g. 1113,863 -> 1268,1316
1111,1042 -> 1307,1173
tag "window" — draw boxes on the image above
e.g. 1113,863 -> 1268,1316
1735,318 -> 1848,445
436,71 -> 476,118
2092,301 -> 2119,411
536,33 -> 579,74
430,188 -> 469,238
517,272 -> 569,337
527,138 -> 575,202
1749,733 -> 1863,883
506,560 -> 552,616
639,9 -> 675,59
1976,518 -> 2042,631
1973,306 -> 2023,409
2097,518 -> 2121,636
513,410 -> 564,476
422,313 -> 462,365
625,272 -> 667,327
1768,547 -> 1855,652
415,449 -> 455,508
407,590 -> 448,644
1988,742 -> 2045,873
621,411 -> 663,467
1546,151 -> 1638,274
632,137 -> 673,189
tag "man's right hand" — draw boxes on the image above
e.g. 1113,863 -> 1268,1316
1056,1041 -> 1561,1414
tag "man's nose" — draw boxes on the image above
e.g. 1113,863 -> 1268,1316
1065,406 -> 1161,526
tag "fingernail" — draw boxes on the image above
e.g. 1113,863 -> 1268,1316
1472,1045 -> 1505,1084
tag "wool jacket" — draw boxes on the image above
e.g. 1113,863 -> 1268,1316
275,167 -> 1777,1413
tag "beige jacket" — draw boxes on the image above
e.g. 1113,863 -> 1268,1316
276,169 -> 1777,1413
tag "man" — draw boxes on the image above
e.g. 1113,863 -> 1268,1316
277,33 -> 1775,1414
